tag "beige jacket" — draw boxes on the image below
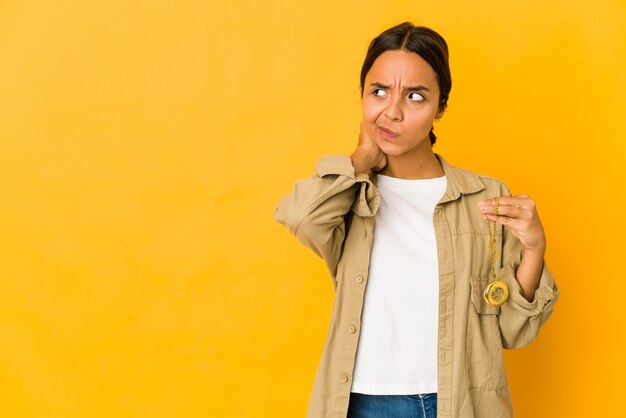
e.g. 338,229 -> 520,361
274,153 -> 559,418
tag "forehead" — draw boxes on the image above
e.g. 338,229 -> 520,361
366,50 -> 437,85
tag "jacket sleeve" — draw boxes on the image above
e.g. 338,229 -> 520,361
496,183 -> 560,349
273,155 -> 380,282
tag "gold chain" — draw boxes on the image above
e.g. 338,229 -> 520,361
485,196 -> 499,281
482,195 -> 509,307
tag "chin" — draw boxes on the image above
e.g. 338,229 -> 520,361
376,141 -> 407,156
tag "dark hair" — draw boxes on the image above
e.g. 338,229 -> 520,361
360,22 -> 452,146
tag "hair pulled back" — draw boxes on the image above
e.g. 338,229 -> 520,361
360,22 -> 452,146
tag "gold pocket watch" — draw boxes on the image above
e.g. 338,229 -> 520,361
484,196 -> 509,308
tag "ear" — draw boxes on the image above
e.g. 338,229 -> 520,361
436,104 -> 447,120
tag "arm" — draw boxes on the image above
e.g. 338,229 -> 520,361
273,155 -> 380,283
515,246 -> 546,302
492,184 -> 560,349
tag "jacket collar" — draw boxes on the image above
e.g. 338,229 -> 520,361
369,152 -> 485,204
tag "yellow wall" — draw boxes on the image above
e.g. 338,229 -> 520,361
1,1 -> 624,416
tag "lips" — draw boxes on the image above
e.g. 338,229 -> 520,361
378,125 -> 399,137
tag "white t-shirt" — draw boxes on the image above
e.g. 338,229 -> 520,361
351,173 -> 447,395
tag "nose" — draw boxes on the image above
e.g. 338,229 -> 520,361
384,95 -> 402,121
385,109 -> 400,121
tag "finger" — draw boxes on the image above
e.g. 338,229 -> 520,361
480,204 -> 529,219
358,122 -> 365,145
479,195 -> 535,209
485,213 -> 524,229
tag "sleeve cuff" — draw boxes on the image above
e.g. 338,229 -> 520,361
315,155 -> 357,178
498,261 -> 559,317
314,155 -> 379,217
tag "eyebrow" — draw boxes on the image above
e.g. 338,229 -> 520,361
369,82 -> 431,92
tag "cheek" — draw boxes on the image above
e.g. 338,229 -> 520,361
361,101 -> 379,122
399,114 -> 435,139
406,106 -> 437,126
363,106 -> 375,122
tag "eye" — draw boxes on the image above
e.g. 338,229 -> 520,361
408,92 -> 424,102
372,88 -> 386,97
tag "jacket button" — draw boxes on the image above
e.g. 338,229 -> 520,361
349,325 -> 356,333
356,275 -> 363,283
339,373 -> 349,383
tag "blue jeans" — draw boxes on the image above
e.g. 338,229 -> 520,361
347,392 -> 437,418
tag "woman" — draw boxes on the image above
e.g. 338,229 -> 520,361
274,22 -> 559,418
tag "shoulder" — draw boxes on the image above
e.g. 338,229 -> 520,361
472,170 -> 514,197
474,171 -> 507,187
439,154 -> 513,197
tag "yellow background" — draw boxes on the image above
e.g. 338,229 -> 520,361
1,1 -> 624,416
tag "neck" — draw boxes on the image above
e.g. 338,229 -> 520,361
379,146 -> 444,180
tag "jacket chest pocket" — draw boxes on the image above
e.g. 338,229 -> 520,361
465,276 -> 508,390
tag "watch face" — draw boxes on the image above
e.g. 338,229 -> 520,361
484,280 -> 509,307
